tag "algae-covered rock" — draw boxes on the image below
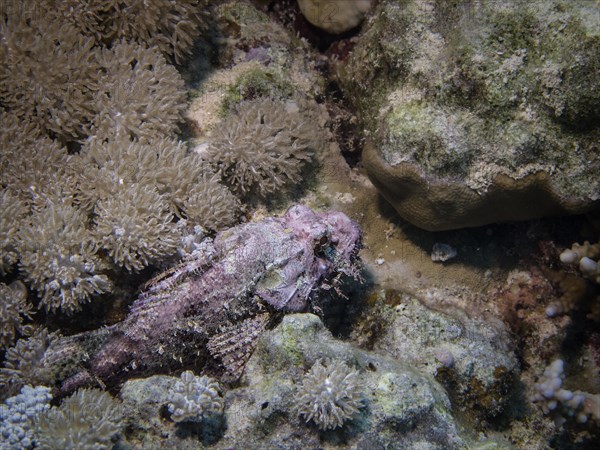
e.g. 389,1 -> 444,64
221,313 -> 467,449
338,0 -> 600,230
363,291 -> 518,424
186,0 -> 325,138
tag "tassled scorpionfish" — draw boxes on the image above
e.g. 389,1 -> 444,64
39,205 -> 362,396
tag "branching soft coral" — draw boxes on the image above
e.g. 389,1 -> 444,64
0,189 -> 27,274
182,170 -> 242,231
0,328 -> 57,399
0,113 -> 78,204
294,359 -> 362,430
35,388 -> 124,449
205,98 -> 320,198
17,199 -> 111,314
92,40 -> 187,142
47,0 -> 208,63
93,183 -> 179,272
79,134 -> 240,231
0,12 -> 101,140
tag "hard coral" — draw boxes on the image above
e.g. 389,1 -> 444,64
34,388 -> 123,450
531,359 -> 598,426
560,241 -> 600,284
298,0 -> 373,34
206,98 -> 319,198
339,0 -> 600,230
0,385 -> 52,450
294,359 -> 362,430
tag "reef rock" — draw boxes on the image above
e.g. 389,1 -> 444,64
297,0 -> 373,34
120,314 -> 469,449
365,291 -> 518,424
337,0 -> 600,230
35,205 -> 362,396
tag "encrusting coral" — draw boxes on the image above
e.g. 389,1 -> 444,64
338,0 -> 600,230
34,388 -> 124,450
205,98 -> 320,198
294,359 -> 362,430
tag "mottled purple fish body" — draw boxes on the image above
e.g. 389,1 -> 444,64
45,205 -> 362,395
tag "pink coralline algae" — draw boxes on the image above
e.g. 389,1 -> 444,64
42,205 -> 362,396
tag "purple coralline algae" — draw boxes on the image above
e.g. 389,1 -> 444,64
42,205 -> 362,396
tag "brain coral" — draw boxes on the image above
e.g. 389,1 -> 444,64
205,98 -> 319,198
294,359 -> 362,430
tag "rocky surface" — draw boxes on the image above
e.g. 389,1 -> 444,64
337,0 -> 600,230
120,314 -> 513,449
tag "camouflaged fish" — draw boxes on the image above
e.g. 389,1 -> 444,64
42,205 -> 362,395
